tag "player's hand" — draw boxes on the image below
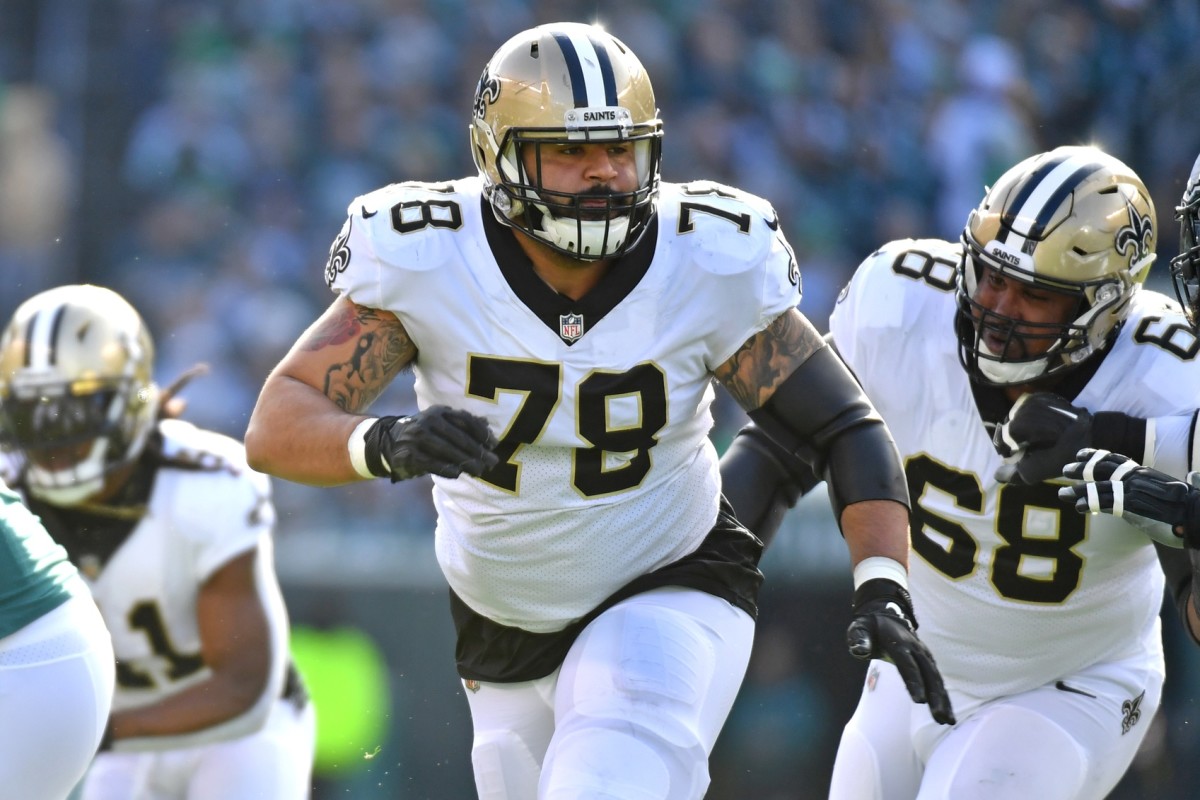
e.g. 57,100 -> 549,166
994,392 -> 1093,485
846,578 -> 956,725
363,407 -> 499,482
1058,448 -> 1200,548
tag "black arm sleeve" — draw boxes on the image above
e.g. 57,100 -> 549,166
719,423 -> 821,550
1091,412 -> 1147,461
1157,543 -> 1200,646
746,344 -> 909,528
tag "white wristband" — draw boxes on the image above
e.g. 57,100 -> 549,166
853,556 -> 908,592
347,418 -> 380,479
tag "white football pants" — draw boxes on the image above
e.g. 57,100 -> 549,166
829,652 -> 1163,800
80,695 -> 316,800
465,586 -> 755,799
0,593 -> 115,800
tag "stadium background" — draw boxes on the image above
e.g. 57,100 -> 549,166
3,0 -> 1200,797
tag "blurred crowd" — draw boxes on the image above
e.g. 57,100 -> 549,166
2,0 -> 1200,537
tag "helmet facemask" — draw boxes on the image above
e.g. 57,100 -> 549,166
1171,154 -> 1200,326
957,235 -> 1128,385
1,379 -> 154,504
497,125 -> 661,259
469,23 -> 663,261
954,146 -> 1154,387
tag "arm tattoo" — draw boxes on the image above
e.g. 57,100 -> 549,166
715,311 -> 825,410
306,303 -> 416,412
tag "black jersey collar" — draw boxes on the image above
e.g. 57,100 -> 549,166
480,198 -> 658,345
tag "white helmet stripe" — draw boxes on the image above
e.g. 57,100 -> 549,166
1001,152 -> 1105,252
25,304 -> 67,369
551,29 -> 616,107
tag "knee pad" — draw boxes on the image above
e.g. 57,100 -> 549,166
541,718 -> 708,800
471,728 -> 542,800
935,706 -> 1087,800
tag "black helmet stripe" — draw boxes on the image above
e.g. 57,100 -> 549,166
23,304 -> 67,367
551,30 -> 618,108
999,154 -> 1105,245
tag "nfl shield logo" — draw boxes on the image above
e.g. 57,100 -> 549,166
560,313 -> 584,342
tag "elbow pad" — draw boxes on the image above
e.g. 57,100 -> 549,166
747,345 -> 909,523
720,423 -> 820,549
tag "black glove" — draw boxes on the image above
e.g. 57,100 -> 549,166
994,392 -> 1093,485
1058,448 -> 1200,548
846,578 -> 956,725
363,406 -> 499,482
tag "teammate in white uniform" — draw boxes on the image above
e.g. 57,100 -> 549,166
0,466 -> 114,800
243,22 -> 952,799
1058,151 -> 1200,654
0,285 -> 315,800
721,145 -> 1200,799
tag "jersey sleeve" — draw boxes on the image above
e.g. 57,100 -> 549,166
659,182 -> 803,368
322,180 -> 475,312
1102,292 -> 1200,477
194,469 -> 273,584
159,424 -> 276,583
829,238 -> 959,378
322,198 -> 388,309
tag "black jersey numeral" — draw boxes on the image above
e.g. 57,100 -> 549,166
115,601 -> 205,689
1133,317 -> 1200,360
890,250 -> 958,292
907,454 -> 1084,604
467,356 -> 668,497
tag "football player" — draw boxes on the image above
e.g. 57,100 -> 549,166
721,145 -> 1200,799
0,285 -> 315,800
0,466 -> 114,800
243,21 -> 952,799
1057,150 -> 1200,646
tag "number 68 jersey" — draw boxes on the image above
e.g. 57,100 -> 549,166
830,238 -> 1200,700
327,177 -> 800,634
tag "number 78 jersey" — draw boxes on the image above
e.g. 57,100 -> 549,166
830,237 -> 1200,700
327,177 -> 800,634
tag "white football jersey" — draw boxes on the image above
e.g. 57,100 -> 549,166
88,420 -> 291,730
830,238 -> 1200,699
328,177 -> 800,632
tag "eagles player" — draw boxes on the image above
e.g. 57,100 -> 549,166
0,285 -> 315,799
0,465 -> 113,800
244,21 -> 951,799
722,146 -> 1200,799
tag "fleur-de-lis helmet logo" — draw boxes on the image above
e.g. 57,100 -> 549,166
1115,195 -> 1154,270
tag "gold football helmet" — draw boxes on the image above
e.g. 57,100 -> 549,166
0,285 -> 159,505
956,145 -> 1156,385
469,22 -> 663,260
1171,152 -> 1200,326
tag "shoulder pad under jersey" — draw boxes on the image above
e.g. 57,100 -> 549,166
325,177 -> 480,288
831,237 -> 960,338
155,420 -> 274,544
657,180 -> 793,278
854,238 -> 961,294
